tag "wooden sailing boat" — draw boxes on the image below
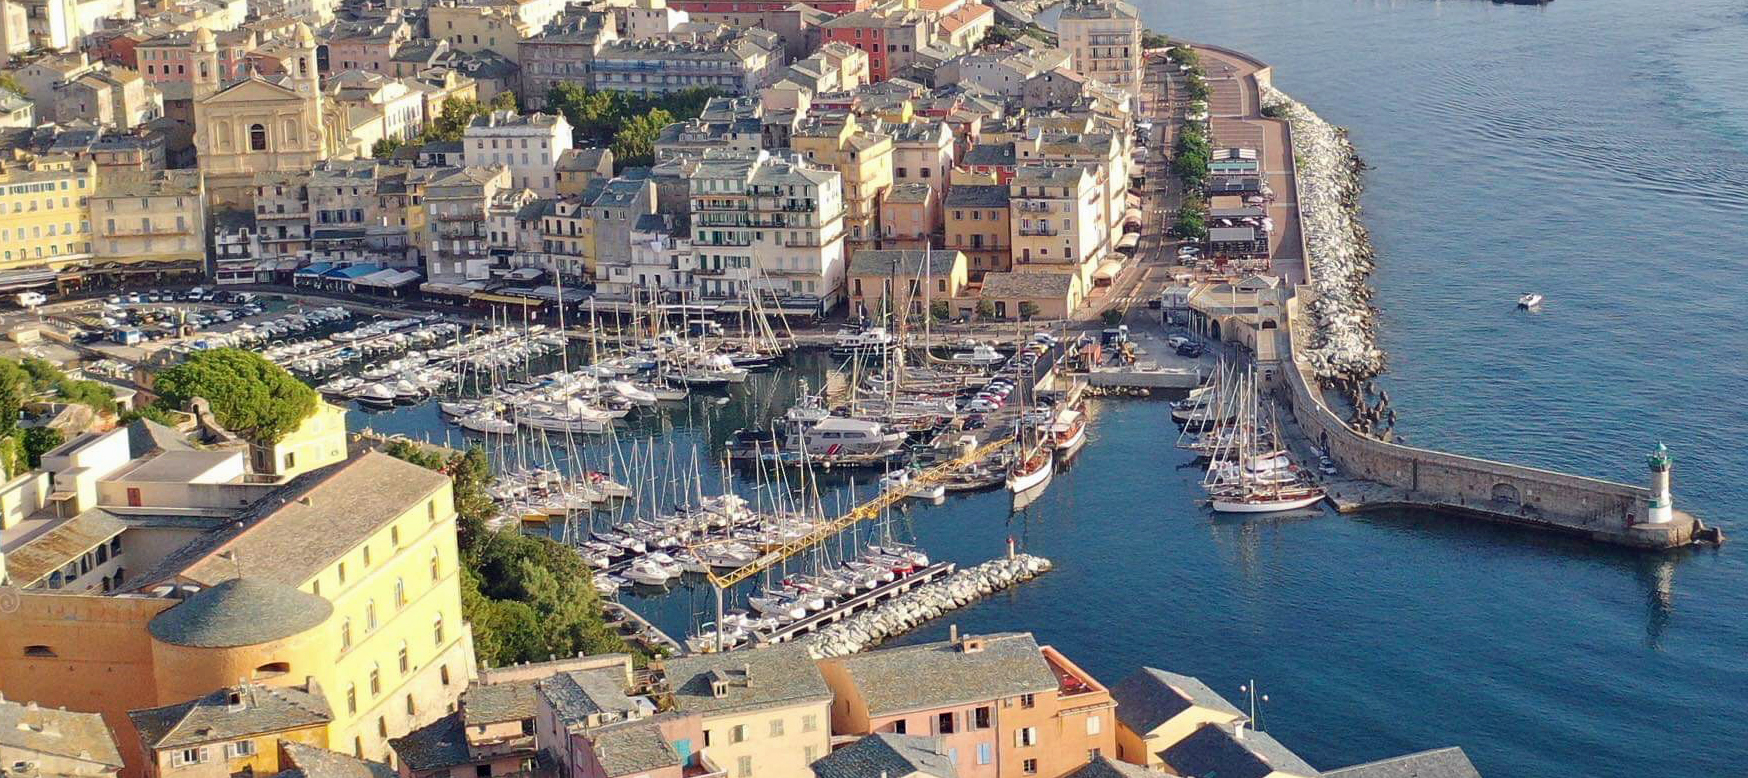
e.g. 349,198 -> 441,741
1203,367 -> 1325,513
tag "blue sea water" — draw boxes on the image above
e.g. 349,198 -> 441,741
354,2 -> 1748,775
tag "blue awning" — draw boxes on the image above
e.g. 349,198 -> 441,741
294,262 -> 335,277
324,264 -> 383,279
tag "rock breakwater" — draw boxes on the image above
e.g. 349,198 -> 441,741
801,554 -> 1053,658
1261,85 -> 1385,382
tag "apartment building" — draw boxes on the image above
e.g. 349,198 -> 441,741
662,645 -> 833,778
462,111 -> 569,195
819,6 -> 928,83
688,149 -> 847,310
88,169 -> 205,281
129,683 -> 332,778
0,156 -> 94,271
580,174 -> 657,285
1055,0 -> 1141,99
791,115 -> 892,252
516,12 -> 618,111
877,183 -> 936,249
1008,164 -> 1104,287
944,183 -> 1009,277
819,631 -> 1116,778
588,32 -> 781,97
55,66 -> 161,127
598,213 -> 691,300
424,165 -> 510,282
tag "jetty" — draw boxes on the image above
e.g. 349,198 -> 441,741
754,561 -> 957,645
801,554 -> 1054,658
1184,44 -> 1722,549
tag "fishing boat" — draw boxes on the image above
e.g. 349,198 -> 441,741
1517,292 -> 1543,309
1047,408 -> 1088,462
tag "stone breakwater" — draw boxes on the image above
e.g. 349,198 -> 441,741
1261,84 -> 1385,382
801,555 -> 1053,658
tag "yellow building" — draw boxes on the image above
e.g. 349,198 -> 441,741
1107,668 -> 1246,770
1055,0 -> 1141,101
251,399 -> 347,478
792,115 -> 893,252
661,644 -> 833,778
846,248 -> 966,320
1008,164 -> 1104,291
0,155 -> 95,272
0,413 -> 474,778
191,24 -> 346,207
87,170 -> 205,286
129,682 -> 334,778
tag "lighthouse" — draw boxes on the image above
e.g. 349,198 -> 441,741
1646,443 -> 1674,524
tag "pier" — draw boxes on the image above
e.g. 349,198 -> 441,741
754,561 -> 957,645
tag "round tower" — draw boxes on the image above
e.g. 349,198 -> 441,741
1645,442 -> 1673,524
292,22 -> 319,95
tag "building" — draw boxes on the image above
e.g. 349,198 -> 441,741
810,734 -> 956,778
877,183 -> 938,250
424,165 -> 510,282
191,24 -> 346,206
1009,164 -> 1104,289
1323,748 -> 1482,778
977,270 -> 1081,320
0,156 -> 94,275
135,29 -> 253,89
608,0 -> 691,40
88,169 -> 206,285
666,0 -> 868,17
819,7 -> 928,83
0,409 -> 473,774
938,48 -> 1070,99
1157,724 -> 1317,778
578,173 -> 656,286
687,149 -> 847,312
1106,669 -> 1244,770
515,12 -> 617,111
943,184 -> 1008,278
818,631 -> 1115,778
553,147 -> 612,196
845,248 -> 965,320
588,32 -> 780,97
0,696 -> 124,778
55,67 -> 161,127
462,110 -> 569,195
426,0 -> 555,65
890,120 -> 953,208
1055,0 -> 1140,101
390,675 -> 548,778
934,2 -> 992,50
661,643 -> 833,778
599,213 -> 691,300
128,683 -> 333,778
0,0 -> 133,59
791,114 -> 892,251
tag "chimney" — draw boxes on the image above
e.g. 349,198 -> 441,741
1234,721 -> 1245,741
741,663 -> 752,687
949,624 -> 958,644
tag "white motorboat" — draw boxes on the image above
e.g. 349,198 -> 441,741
831,327 -> 896,354
609,380 -> 658,406
355,383 -> 397,409
623,559 -> 673,586
1048,409 -> 1089,462
459,413 -> 516,435
749,592 -> 807,620
948,344 -> 1005,365
1517,293 -> 1543,309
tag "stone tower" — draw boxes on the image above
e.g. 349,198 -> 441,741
191,26 -> 219,102
1646,442 -> 1673,524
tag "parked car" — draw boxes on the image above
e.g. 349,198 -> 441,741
1176,342 -> 1206,358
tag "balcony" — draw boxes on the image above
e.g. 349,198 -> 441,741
694,266 -> 726,276
1018,227 -> 1060,237
694,237 -> 752,248
1015,201 -> 1054,213
106,223 -> 191,237
777,200 -> 817,212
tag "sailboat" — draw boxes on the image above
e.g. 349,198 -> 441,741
1203,367 -> 1326,513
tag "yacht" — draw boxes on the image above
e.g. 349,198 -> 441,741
831,326 -> 896,354
623,558 -> 674,586
1047,408 -> 1089,462
355,383 -> 397,409
949,344 -> 1005,365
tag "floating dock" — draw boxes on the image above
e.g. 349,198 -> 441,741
753,562 -> 957,646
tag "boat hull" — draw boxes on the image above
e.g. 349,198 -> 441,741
1210,491 -> 1326,513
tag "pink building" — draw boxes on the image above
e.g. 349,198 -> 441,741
136,29 -> 253,88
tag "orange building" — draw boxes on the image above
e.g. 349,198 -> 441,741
817,630 -> 1115,778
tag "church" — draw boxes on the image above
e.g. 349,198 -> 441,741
191,22 -> 351,207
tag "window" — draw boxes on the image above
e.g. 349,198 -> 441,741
390,526 -> 400,548
399,642 -> 410,674
1023,758 -> 1038,775
476,767 -> 491,778
377,717 -> 387,737
736,757 -> 752,778
353,738 -> 363,758
226,740 -> 255,758
801,714 -> 818,733
174,748 -> 206,766
1088,748 -> 1101,760
406,695 -> 416,715
366,601 -> 377,631
395,579 -> 406,608
428,500 -> 437,522
363,545 -> 372,567
804,746 -> 818,763
730,724 -> 746,743
340,619 -> 352,650
977,744 -> 992,765
440,664 -> 451,686
974,706 -> 992,729
347,684 -> 357,714
892,719 -> 906,734
431,549 -> 441,582
433,614 -> 445,645
1016,727 -> 1037,747
338,562 -> 347,584
23,645 -> 55,657
1087,715 -> 1101,735
282,451 -> 295,469
1020,693 -> 1036,709
249,124 -> 267,151
769,719 -> 784,737
937,712 -> 955,734
370,665 -> 382,695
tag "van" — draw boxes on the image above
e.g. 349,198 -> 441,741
14,291 -> 46,308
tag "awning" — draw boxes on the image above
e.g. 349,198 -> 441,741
0,267 -> 59,291
1094,258 -> 1127,280
1117,233 -> 1141,250
324,263 -> 384,280
354,268 -> 421,288
471,291 -> 541,305
295,262 -> 335,277
421,281 -> 485,296
504,267 -> 543,281
1123,207 -> 1143,225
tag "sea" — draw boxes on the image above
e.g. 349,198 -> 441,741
349,2 -> 1748,775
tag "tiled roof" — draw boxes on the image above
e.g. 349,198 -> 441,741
945,184 -> 1009,208
275,742 -> 398,778
1061,755 -> 1172,778
146,578 -> 334,648
1159,723 -> 1320,778
1108,668 -> 1244,734
586,718 -> 680,777
980,272 -> 1078,299
962,143 -> 1015,167
830,632 -> 1056,716
129,683 -> 332,749
3,508 -> 125,587
1323,748 -> 1480,778
389,712 -> 472,772
0,699 -> 122,769
537,668 -> 639,726
811,734 -> 956,778
462,680 -> 539,727
848,249 -> 960,279
663,643 -> 831,717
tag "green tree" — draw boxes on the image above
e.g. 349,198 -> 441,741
419,98 -> 493,144
0,72 -> 23,99
1018,301 -> 1040,320
489,90 -> 517,112
929,300 -> 950,322
152,349 -> 317,443
1142,30 -> 1170,49
1102,308 -> 1125,326
21,426 -> 62,468
610,108 -> 672,170
372,137 -> 405,159
974,299 -> 996,320
119,405 -> 182,427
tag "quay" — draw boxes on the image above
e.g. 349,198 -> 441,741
1179,43 -> 1723,549
753,561 -> 957,646
603,600 -> 684,656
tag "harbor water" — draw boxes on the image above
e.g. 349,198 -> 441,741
354,2 -> 1747,776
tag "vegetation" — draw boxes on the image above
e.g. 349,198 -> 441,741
22,427 -> 62,468
1172,120 -> 1211,188
371,137 -> 405,159
1101,308 -> 1125,327
0,357 -> 118,477
119,405 -> 182,427
152,349 -> 317,444
0,72 -> 23,98
1166,45 -> 1201,69
930,300 -> 951,322
1172,194 -> 1208,241
974,299 -> 996,321
414,96 -> 510,145
1018,301 -> 1041,320
545,85 -> 721,170
1142,29 -> 1170,50
609,109 -> 673,170
382,441 -> 640,667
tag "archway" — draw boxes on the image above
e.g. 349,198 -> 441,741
1491,482 -> 1521,505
